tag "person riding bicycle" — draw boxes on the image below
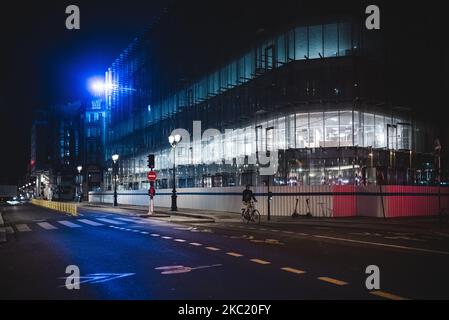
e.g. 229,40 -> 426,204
242,185 -> 257,214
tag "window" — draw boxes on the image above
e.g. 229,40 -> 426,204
308,25 -> 323,59
309,112 -> 324,147
296,113 -> 309,148
294,26 -> 308,59
374,115 -> 386,148
276,34 -> 286,66
363,113 -> 375,147
338,22 -> 352,56
324,111 -> 339,147
339,111 -> 353,147
323,24 -> 338,57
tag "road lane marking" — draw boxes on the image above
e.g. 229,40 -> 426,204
150,234 -> 160,237
226,252 -> 243,257
281,267 -> 306,275
162,236 -> 172,239
140,231 -> 149,234
37,222 -> 57,230
318,277 -> 348,286
96,218 -> 125,225
189,242 -> 202,246
283,231 -> 294,234
205,246 -> 220,251
174,239 -> 186,242
313,235 -> 449,256
78,219 -> 103,226
250,259 -> 271,265
370,290 -> 407,300
16,224 -> 31,232
58,221 -> 82,228
5,226 -> 14,234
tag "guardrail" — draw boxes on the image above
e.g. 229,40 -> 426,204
31,199 -> 78,216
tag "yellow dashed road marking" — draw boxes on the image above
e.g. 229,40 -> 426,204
226,252 -> 243,257
318,277 -> 348,286
250,259 -> 271,265
281,267 -> 306,275
370,290 -> 407,300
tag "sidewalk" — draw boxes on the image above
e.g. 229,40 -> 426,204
80,202 -> 449,235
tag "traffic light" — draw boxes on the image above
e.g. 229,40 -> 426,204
147,154 -> 155,169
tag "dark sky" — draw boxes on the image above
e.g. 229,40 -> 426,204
0,1 -> 168,183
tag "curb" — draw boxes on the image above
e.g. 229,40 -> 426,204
164,211 -> 216,222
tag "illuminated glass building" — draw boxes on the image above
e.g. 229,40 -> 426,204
103,10 -> 437,191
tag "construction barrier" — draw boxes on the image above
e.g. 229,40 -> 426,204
31,199 -> 78,216
89,185 -> 449,218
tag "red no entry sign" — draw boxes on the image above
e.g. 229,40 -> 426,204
147,171 -> 157,181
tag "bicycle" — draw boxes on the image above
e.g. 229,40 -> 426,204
241,201 -> 260,224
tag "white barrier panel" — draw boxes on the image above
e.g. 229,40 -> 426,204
89,185 -> 333,217
89,185 -> 447,218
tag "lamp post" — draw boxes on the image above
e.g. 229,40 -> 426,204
169,134 -> 182,211
112,154 -> 119,207
77,165 -> 83,202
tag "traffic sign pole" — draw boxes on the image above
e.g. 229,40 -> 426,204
147,170 -> 157,215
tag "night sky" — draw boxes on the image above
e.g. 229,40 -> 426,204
0,1 -> 447,183
0,1 -> 167,183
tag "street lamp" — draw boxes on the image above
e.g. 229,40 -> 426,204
77,165 -> 83,202
112,154 -> 119,207
169,134 -> 182,211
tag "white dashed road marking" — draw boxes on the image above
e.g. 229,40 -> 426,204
58,221 -> 82,228
96,218 -> 125,225
77,219 -> 103,226
16,224 -> 31,232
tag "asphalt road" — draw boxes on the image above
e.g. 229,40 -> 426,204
1,204 -> 449,300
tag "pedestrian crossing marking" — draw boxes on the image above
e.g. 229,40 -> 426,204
58,221 -> 81,228
16,224 -> 32,232
37,222 -> 57,230
96,218 -> 125,225
78,219 -> 103,226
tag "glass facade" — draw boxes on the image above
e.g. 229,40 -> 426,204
102,18 -> 435,191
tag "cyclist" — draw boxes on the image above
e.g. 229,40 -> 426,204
242,185 -> 257,217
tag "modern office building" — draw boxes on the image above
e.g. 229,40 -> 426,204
101,7 -> 440,193
81,98 -> 108,192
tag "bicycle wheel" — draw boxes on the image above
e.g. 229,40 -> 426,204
241,209 -> 249,223
251,209 -> 261,224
